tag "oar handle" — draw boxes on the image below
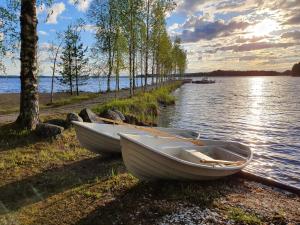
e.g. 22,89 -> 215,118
199,159 -> 244,166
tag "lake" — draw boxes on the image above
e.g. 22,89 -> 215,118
0,76 -> 151,93
158,76 -> 300,188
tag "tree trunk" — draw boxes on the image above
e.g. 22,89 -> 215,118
144,0 -> 150,91
140,50 -> 143,88
50,41 -> 62,103
16,0 -> 39,130
151,51 -> 155,85
107,50 -> 112,92
50,60 -> 56,104
75,45 -> 79,96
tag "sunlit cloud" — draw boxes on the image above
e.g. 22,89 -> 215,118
168,0 -> 300,72
46,2 -> 66,24
68,0 -> 92,12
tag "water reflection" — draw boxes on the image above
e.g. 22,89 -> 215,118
159,76 -> 300,188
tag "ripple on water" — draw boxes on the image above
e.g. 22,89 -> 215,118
159,76 -> 300,188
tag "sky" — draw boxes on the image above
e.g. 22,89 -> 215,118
2,0 -> 300,75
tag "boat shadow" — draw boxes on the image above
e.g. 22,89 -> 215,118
75,176 -> 249,225
0,155 -> 123,215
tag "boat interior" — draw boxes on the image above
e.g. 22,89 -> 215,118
121,134 -> 250,166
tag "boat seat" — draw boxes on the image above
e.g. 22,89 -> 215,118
180,149 -> 214,164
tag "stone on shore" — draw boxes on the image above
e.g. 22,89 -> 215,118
103,109 -> 124,122
79,108 -> 98,123
113,109 -> 126,121
66,112 -> 83,127
35,123 -> 64,138
45,118 -> 68,129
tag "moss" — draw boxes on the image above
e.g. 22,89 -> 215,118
228,207 -> 262,225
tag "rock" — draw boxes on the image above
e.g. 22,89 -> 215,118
124,114 -> 157,126
79,108 -> 98,123
112,110 -> 125,121
124,114 -> 139,125
105,109 -> 123,121
66,112 -> 83,127
45,118 -> 68,129
35,123 -> 64,138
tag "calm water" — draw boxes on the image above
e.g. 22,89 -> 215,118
159,76 -> 300,188
0,76 -> 151,93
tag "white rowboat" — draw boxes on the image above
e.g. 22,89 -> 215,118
119,133 -> 253,180
72,121 -> 200,155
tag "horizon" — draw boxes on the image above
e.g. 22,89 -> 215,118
0,69 -> 292,77
1,0 -> 299,75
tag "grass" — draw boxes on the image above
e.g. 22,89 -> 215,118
93,81 -> 181,125
0,92 -> 100,115
48,93 -> 99,107
228,207 -> 262,225
0,107 -> 20,115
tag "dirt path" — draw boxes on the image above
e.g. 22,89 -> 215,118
0,85 -> 158,124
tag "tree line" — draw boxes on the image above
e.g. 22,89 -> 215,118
88,0 -> 187,95
0,0 -> 187,130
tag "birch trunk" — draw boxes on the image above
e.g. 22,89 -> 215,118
16,0 -> 39,130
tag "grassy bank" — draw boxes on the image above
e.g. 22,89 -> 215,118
93,81 -> 181,125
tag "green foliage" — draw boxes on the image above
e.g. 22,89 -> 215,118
172,37 -> 187,77
228,207 -> 262,225
89,0 -> 182,94
59,24 -> 89,95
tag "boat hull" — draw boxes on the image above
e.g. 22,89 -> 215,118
74,122 -> 120,155
120,135 -> 252,181
72,121 -> 200,155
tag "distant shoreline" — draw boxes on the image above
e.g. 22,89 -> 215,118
183,70 -> 291,77
0,70 -> 293,78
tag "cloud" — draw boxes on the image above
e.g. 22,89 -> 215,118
83,24 -> 97,33
214,42 -> 297,52
179,16 -> 251,42
38,30 -> 48,36
284,14 -> 300,25
46,2 -> 65,24
239,55 -> 258,61
281,31 -> 300,40
175,0 -> 209,15
68,0 -> 92,12
236,36 -> 266,43
215,0 -> 266,12
37,4 -> 46,15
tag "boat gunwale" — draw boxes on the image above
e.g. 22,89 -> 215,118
72,121 -> 124,140
72,121 -> 201,141
120,133 -> 253,171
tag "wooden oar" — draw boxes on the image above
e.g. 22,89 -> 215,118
96,116 -> 205,146
199,159 -> 244,166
